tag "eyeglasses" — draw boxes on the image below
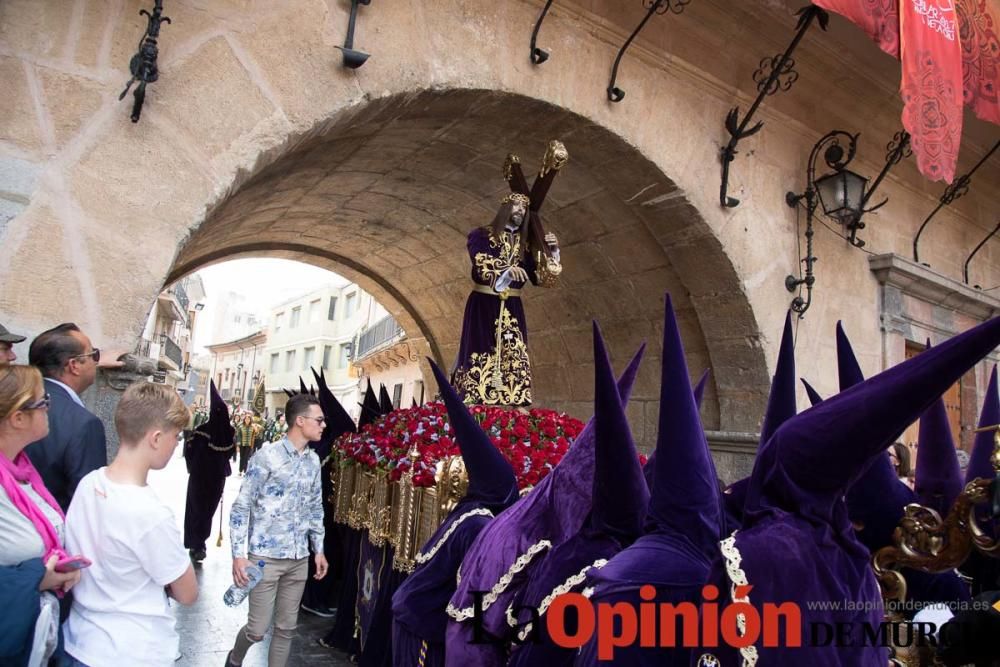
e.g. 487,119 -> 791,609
73,348 -> 100,363
21,393 -> 50,411
302,416 -> 326,425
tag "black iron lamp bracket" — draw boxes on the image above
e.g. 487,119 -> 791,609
964,220 -> 1000,286
607,0 -> 691,103
783,129 -> 858,317
913,139 -> 1000,264
337,0 -> 372,69
119,0 -> 170,123
720,5 -> 828,208
530,0 -> 557,64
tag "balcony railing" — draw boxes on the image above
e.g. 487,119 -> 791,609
136,333 -> 183,370
170,282 -> 189,313
160,333 -> 183,368
356,316 -> 404,359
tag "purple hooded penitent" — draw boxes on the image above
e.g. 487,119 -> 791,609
391,360 -> 519,667
967,365 -> 999,484
959,365 -> 1000,594
839,333 -> 970,617
577,294 -> 721,666
700,315 -> 1000,666
444,343 -> 646,667
507,322 -> 649,667
198,380 -> 235,446
915,342 -> 963,518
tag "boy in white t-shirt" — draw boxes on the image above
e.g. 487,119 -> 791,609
63,382 -> 198,667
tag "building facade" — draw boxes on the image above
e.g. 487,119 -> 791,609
205,330 -> 268,412
1,1 -> 998,479
352,309 -> 424,411
137,274 -> 207,392
263,283 -> 369,418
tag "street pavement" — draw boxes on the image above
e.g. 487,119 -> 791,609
150,445 -> 354,666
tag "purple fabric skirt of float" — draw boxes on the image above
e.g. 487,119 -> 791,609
451,291 -> 530,406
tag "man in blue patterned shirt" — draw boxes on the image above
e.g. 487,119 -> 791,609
225,393 -> 329,667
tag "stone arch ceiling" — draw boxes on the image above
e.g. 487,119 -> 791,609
169,89 -> 769,449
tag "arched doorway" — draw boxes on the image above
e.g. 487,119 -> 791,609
166,89 -> 768,460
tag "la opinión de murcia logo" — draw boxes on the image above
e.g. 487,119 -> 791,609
466,584 -> 990,660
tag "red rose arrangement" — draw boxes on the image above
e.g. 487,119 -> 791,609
332,402 -> 586,489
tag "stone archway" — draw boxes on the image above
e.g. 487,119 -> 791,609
165,88 -> 768,461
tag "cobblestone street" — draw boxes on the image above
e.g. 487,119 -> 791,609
150,446 -> 354,667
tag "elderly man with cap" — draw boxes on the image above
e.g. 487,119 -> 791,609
0,322 -> 26,365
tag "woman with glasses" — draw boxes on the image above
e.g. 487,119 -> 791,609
0,365 -> 84,666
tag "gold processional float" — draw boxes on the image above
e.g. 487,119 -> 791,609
874,423 -> 1000,666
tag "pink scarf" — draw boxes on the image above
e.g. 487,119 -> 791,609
0,449 -> 68,563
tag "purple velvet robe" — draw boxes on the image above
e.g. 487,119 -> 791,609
391,502 -> 495,667
452,227 -> 538,407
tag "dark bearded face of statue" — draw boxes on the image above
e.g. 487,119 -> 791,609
509,201 -> 526,229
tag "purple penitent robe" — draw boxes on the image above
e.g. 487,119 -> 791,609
452,226 -> 540,407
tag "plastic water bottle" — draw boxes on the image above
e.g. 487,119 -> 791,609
223,560 -> 265,607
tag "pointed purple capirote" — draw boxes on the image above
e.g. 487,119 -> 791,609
760,311 -> 797,444
429,360 -> 518,507
646,294 -> 721,556
312,367 -> 356,447
967,365 -> 999,484
446,343 -> 645,644
591,321 -> 649,542
358,381 -> 381,428
642,368 -> 709,495
199,380 -> 235,446
915,393 -> 963,516
836,321 -> 866,391
379,384 -> 394,416
801,378 -> 824,406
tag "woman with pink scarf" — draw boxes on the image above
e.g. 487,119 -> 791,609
0,365 -> 84,666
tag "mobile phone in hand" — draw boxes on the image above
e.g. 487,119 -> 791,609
55,556 -> 92,572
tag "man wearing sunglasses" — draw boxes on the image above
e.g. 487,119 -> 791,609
24,323 -> 107,511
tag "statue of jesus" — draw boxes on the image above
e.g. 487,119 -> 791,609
451,192 -> 561,406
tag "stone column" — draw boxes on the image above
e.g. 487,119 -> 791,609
82,355 -> 158,462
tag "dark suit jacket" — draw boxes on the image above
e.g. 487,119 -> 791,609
25,380 -> 107,512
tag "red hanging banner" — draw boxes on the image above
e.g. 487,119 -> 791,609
900,1 -> 965,183
813,0 -> 902,55
956,0 -> 1000,125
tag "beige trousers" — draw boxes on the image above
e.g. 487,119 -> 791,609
230,555 -> 309,667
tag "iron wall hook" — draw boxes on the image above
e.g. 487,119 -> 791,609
607,0 -> 690,103
337,0 -> 372,69
964,221 -> 1000,286
530,0 -> 556,65
913,139 -> 1000,264
843,130 -> 911,248
719,5 -> 828,207
118,0 -> 170,123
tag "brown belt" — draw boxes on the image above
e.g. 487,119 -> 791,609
471,284 -> 522,299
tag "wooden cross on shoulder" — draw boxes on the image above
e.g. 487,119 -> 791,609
502,140 -> 569,286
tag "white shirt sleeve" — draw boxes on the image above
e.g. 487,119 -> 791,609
133,516 -> 191,587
